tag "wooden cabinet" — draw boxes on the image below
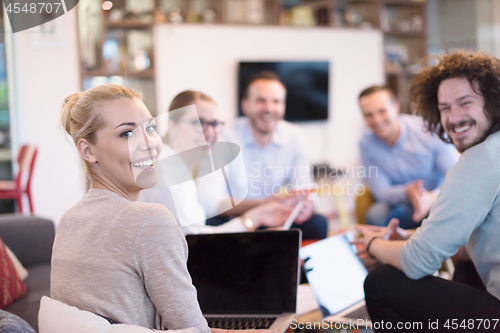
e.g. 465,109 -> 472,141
78,0 -> 157,114
285,0 -> 426,113
381,0 -> 427,113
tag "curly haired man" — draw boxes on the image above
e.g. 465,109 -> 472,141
356,51 -> 500,332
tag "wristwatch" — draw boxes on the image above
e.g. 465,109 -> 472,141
242,215 -> 255,232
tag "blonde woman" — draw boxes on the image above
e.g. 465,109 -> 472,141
52,84 -> 277,332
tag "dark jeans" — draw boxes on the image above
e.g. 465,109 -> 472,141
206,213 -> 328,240
453,260 -> 487,292
364,265 -> 500,332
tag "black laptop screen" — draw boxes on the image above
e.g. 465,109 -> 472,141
186,230 -> 301,315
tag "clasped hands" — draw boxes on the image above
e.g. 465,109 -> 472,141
405,180 -> 437,223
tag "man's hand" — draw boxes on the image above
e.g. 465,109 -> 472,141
405,179 -> 424,209
268,193 -> 314,224
406,180 -> 437,222
245,202 -> 293,229
292,198 -> 314,224
411,189 -> 437,222
354,218 -> 411,258
354,218 -> 407,268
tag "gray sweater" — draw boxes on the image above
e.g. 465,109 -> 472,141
51,189 -> 210,332
400,131 -> 500,299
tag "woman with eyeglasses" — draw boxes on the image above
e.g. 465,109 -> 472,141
138,91 -> 292,234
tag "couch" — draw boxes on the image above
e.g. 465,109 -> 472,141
0,214 -> 55,332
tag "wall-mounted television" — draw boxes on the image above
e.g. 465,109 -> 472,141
238,61 -> 329,122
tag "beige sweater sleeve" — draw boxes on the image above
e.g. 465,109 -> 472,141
135,204 -> 209,332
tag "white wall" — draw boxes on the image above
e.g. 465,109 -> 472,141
436,0 -> 478,50
492,0 -> 500,59
6,9 -> 85,224
428,0 -> 499,54
154,24 -> 384,167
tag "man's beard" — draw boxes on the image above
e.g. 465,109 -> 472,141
447,120 -> 494,153
249,116 -> 273,135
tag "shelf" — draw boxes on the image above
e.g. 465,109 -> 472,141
81,69 -> 155,78
300,0 -> 333,10
385,30 -> 426,37
344,0 -> 424,4
383,0 -> 426,6
386,71 -> 419,76
77,0 -> 427,118
104,20 -> 153,29
344,0 -> 380,4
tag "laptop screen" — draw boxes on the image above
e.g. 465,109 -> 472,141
186,230 -> 301,315
299,232 -> 367,317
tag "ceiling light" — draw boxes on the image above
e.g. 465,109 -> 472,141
102,1 -> 113,10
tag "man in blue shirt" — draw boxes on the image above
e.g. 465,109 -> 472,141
358,86 -> 459,229
199,71 -> 327,239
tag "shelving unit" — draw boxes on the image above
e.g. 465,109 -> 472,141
297,0 -> 427,113
78,0 -> 157,114
77,0 -> 427,115
105,21 -> 153,29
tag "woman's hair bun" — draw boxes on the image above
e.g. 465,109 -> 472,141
61,92 -> 83,135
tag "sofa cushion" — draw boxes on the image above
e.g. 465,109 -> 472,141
23,264 -> 50,293
0,215 -> 55,267
5,245 -> 28,280
39,297 -> 201,333
4,264 -> 51,332
0,309 -> 36,333
0,235 -> 27,309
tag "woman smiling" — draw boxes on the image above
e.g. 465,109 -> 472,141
50,84 -> 209,331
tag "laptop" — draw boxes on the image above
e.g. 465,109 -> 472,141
186,230 -> 301,332
299,231 -> 371,326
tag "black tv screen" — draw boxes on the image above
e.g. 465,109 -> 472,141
238,61 -> 329,122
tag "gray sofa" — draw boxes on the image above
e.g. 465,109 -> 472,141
0,215 -> 55,332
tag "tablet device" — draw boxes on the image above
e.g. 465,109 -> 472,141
282,201 -> 305,230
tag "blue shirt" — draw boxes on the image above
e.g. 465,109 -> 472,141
359,114 -> 459,205
197,117 -> 313,216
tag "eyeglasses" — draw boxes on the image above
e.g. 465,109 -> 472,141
180,119 -> 225,133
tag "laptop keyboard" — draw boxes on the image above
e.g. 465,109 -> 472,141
345,306 -> 370,320
205,316 -> 277,329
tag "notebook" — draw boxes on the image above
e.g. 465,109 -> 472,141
186,230 -> 302,332
299,231 -> 371,326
